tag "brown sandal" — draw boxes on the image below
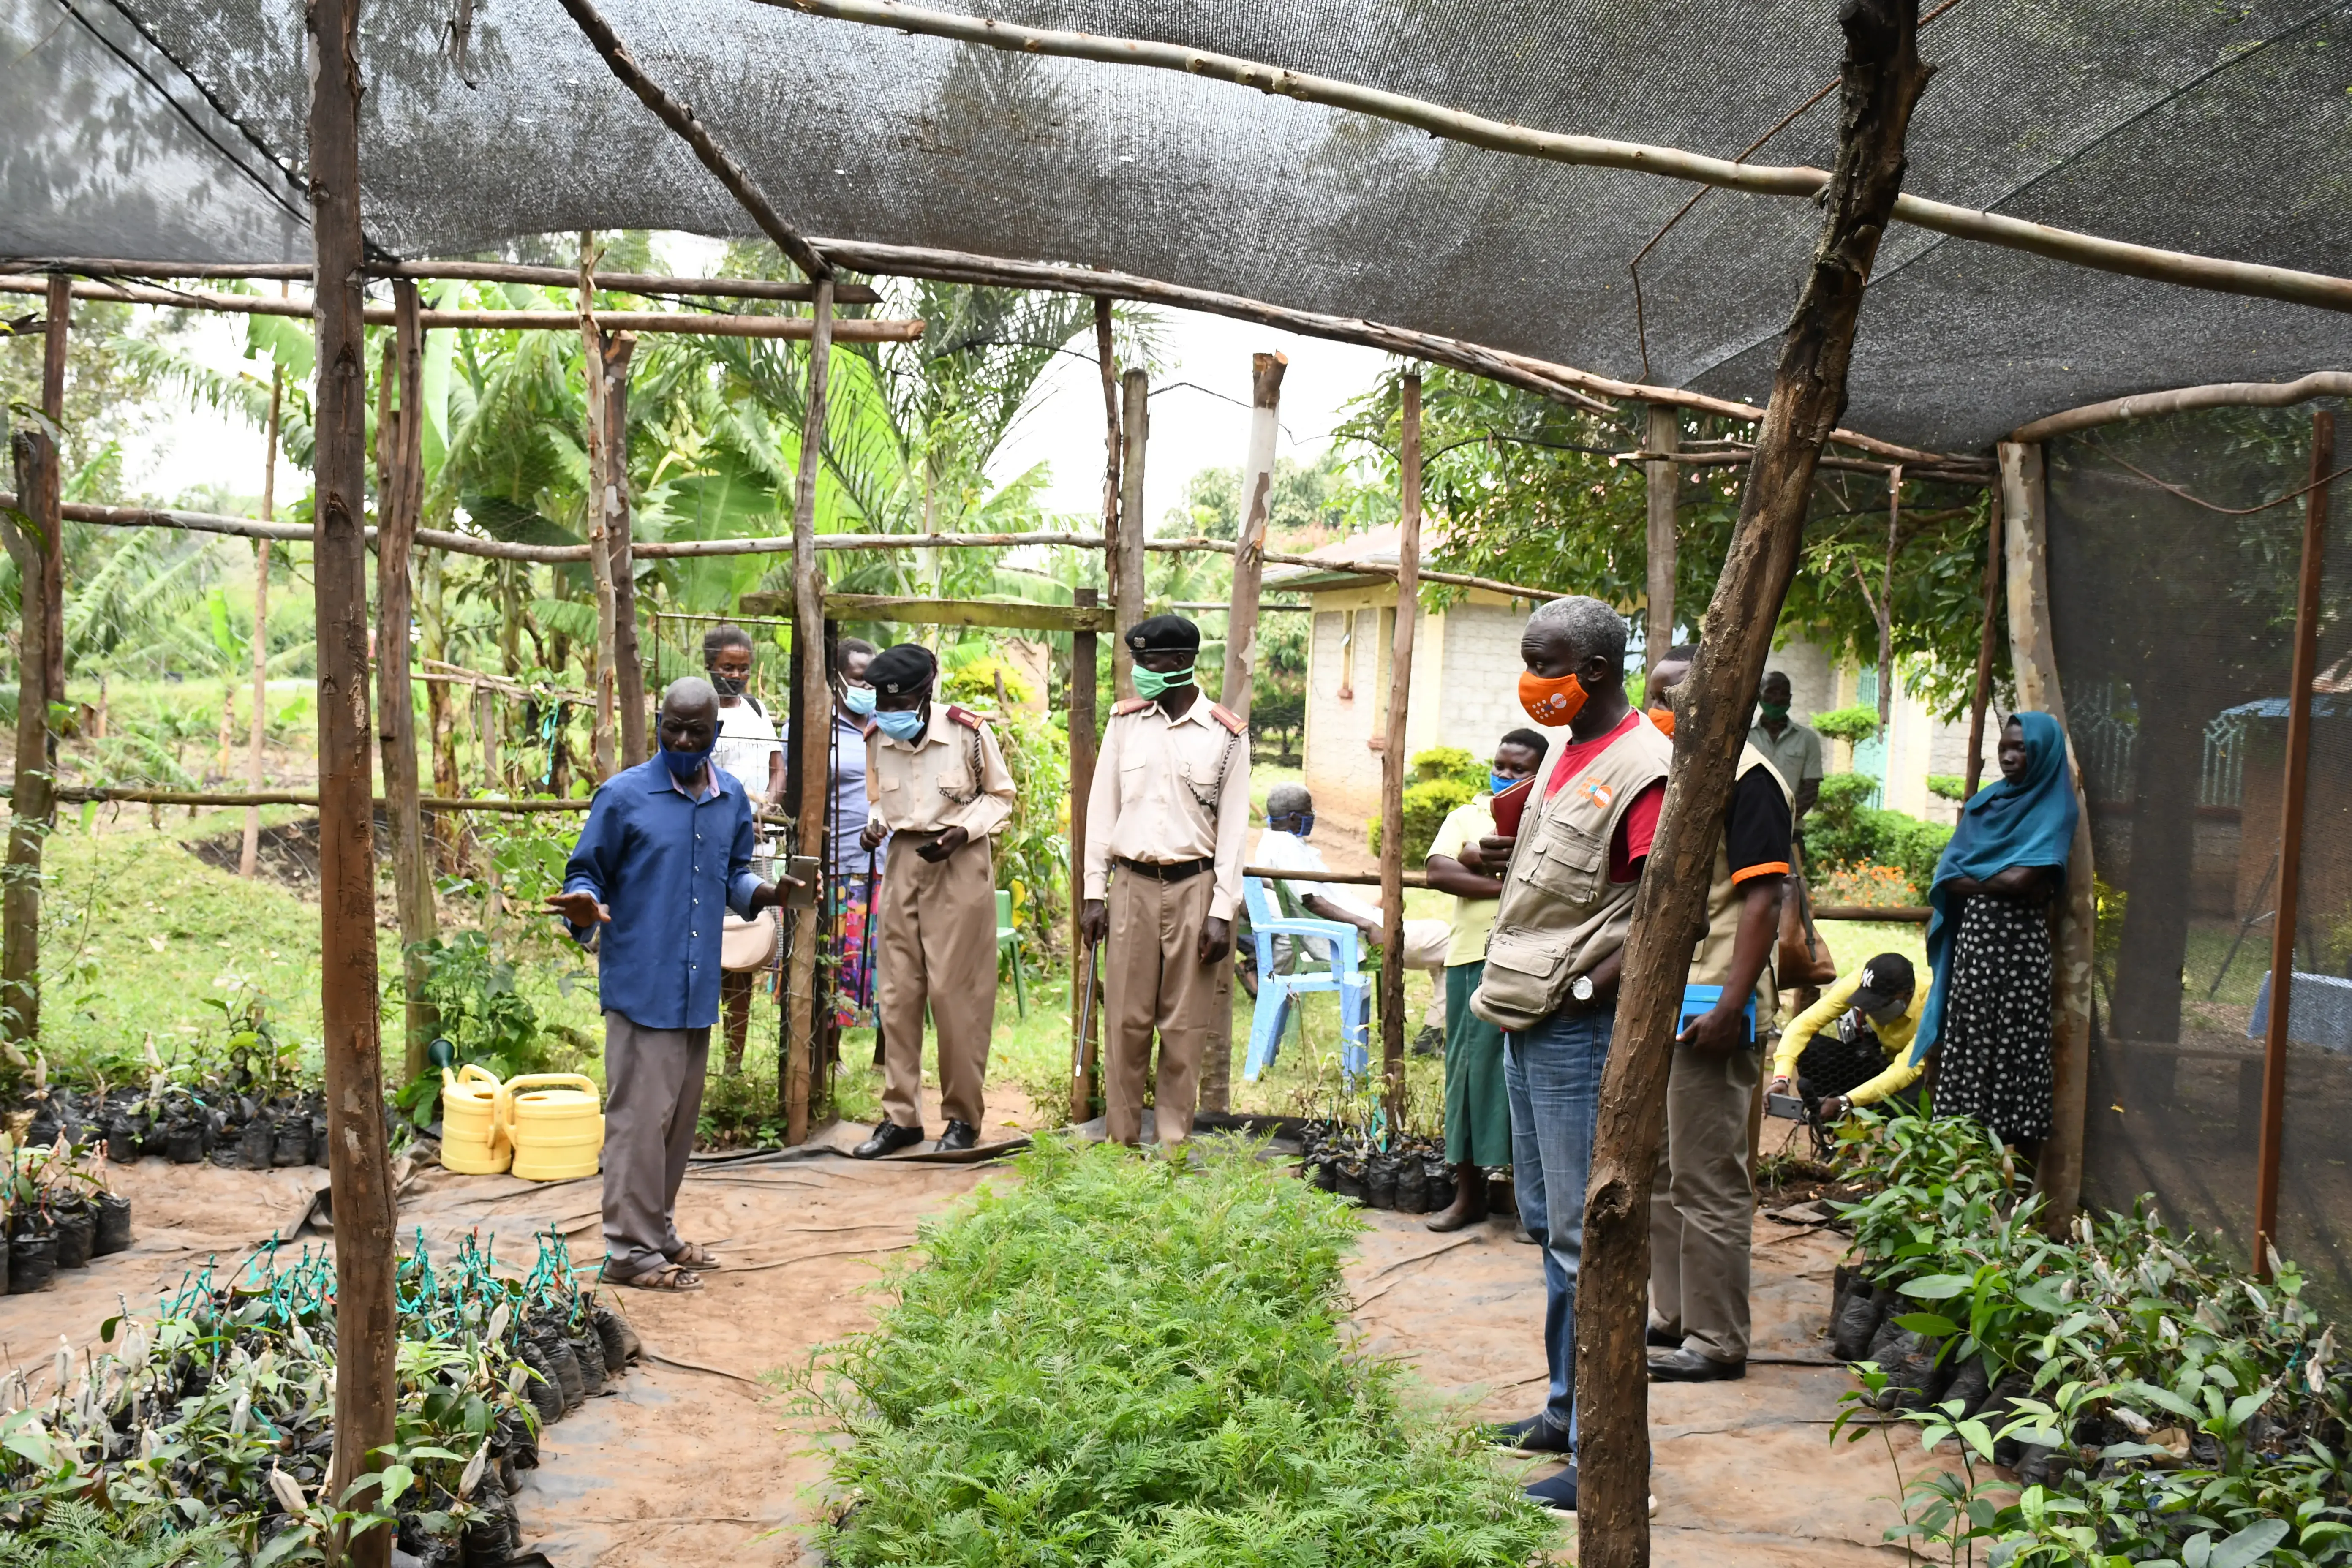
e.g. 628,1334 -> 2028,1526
614,1261 -> 703,1292
669,1242 -> 721,1269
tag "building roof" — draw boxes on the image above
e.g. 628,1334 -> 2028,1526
1263,528 -> 1404,594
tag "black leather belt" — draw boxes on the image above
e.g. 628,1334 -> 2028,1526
1116,855 -> 1213,882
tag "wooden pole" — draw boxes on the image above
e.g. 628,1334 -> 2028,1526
378,282 -> 438,1083
2254,409 -> 2332,1277
1998,438 -> 2095,1229
579,236 -> 619,780
1094,302 -> 1129,698
784,280 -> 836,1146
600,330 -> 648,765
0,273 -> 67,1048
309,0 -> 397,1552
1643,402 -> 1678,678
1962,490 -> 2001,799
241,365 -> 283,878
1574,4 -> 1930,1558
1201,351 -> 1285,1116
1378,375 -> 1423,1119
1118,370 -> 1149,694
1068,586 -> 1100,1124
1876,465 -> 1900,731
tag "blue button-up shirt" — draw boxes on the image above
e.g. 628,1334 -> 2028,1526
561,757 -> 764,1030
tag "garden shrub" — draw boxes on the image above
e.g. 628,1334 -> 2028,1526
807,1136 -> 1554,1567
1366,777 -> 1475,866
1810,703 -> 1883,745
1831,1107 -> 2352,1565
1806,771 -> 1952,895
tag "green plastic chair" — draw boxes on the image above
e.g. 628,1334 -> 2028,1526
995,888 -> 1028,1017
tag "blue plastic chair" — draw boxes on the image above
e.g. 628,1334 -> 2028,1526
1241,875 -> 1372,1083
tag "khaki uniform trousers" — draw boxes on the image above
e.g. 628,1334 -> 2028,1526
1105,867 -> 1230,1146
1648,1038 -> 1762,1364
874,833 -> 996,1130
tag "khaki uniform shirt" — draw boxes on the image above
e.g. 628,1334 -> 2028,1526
1690,745 -> 1794,1032
863,704 -> 1015,838
1083,695 -> 1252,922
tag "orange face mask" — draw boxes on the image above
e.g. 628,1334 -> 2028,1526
1519,670 -> 1588,727
1647,707 -> 1677,738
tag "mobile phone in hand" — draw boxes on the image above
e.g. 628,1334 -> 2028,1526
1766,1092 -> 1806,1122
786,855 -> 821,908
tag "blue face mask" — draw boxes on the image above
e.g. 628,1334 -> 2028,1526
841,684 -> 877,717
1489,771 -> 1525,797
1279,813 -> 1315,838
662,743 -> 713,782
874,707 -> 926,743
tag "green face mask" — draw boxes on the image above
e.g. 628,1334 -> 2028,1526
1133,665 -> 1195,700
1759,701 -> 1790,722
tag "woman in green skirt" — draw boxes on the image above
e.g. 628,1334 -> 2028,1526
1422,730 -> 1548,1231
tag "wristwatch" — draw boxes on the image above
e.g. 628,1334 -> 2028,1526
1569,974 -> 1596,1005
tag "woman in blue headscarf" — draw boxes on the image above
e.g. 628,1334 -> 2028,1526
1910,711 -> 2078,1151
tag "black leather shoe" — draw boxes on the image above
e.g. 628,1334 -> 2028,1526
934,1120 -> 979,1153
1524,1465 -> 1578,1513
1646,1323 -> 1683,1350
852,1120 -> 925,1160
1647,1347 -> 1746,1382
1482,1413 -> 1574,1456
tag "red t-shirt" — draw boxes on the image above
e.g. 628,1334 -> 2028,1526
1543,709 -> 1664,883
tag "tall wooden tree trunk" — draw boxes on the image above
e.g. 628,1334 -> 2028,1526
378,283 -> 438,1083
0,273 -> 67,1051
579,235 -> 619,779
1068,587 -> 1100,1123
1118,370 -> 1149,696
1644,402 -> 1678,677
1573,6 -> 1931,1559
242,368 -> 283,878
309,0 -> 399,1555
783,282 -> 836,1145
600,332 -> 648,765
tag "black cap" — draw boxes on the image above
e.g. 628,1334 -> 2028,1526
1126,613 -> 1201,654
1851,953 -> 1917,1014
866,642 -> 937,698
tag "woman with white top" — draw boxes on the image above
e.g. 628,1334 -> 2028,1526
705,625 -> 783,1074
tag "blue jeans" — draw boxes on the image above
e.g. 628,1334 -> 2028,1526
1504,1002 -> 1614,1444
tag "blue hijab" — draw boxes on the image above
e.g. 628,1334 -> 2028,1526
1910,710 -> 2077,1062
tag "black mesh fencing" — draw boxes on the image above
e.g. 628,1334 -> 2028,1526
2049,404 -> 2352,1309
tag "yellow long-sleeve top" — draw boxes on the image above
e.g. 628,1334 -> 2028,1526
1772,967 -> 1927,1107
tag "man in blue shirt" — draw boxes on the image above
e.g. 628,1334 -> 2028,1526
549,677 -> 797,1292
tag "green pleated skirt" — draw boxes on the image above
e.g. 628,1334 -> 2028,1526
1443,961 -> 1513,1168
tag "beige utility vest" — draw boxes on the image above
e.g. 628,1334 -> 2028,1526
1470,716 -> 1673,1032
1687,744 -> 1794,1032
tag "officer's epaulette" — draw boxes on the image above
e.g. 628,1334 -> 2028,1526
945,704 -> 987,730
1112,697 -> 1154,716
1208,703 -> 1246,736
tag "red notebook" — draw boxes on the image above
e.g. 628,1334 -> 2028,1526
1489,776 -> 1534,839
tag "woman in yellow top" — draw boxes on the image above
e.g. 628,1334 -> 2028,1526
1768,953 -> 1923,1120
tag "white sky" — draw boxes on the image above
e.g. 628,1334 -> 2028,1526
131,232 -> 1394,528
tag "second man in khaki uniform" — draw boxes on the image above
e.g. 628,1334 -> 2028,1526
852,643 -> 1016,1157
1079,615 -> 1250,1147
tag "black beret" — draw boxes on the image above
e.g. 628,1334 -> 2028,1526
1126,613 -> 1201,654
866,642 -> 937,697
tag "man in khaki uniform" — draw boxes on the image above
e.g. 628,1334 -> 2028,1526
1640,645 -> 1792,1382
1078,615 -> 1250,1147
852,643 -> 1016,1157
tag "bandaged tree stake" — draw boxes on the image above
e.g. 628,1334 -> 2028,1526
1572,3 -> 1931,1560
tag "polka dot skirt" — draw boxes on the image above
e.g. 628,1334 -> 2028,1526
1933,892 -> 2054,1146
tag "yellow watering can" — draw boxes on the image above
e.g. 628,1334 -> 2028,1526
438,1063 -> 511,1176
503,1073 -> 605,1181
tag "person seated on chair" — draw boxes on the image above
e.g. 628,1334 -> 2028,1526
1253,784 -> 1449,1039
1769,953 -> 1923,1122
1422,728 -> 1549,1231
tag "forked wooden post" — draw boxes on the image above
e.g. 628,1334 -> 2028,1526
1203,351 -> 1285,1114
1962,490 -> 2002,798
309,0 -> 399,1554
1068,586 -> 1100,1123
0,272 -> 67,1047
784,280 -> 837,1145
1574,3 -> 1931,1557
1644,401 -> 1678,676
377,282 -> 438,1081
241,364 -> 283,879
1998,439 -> 2094,1229
2255,409 -> 2333,1275
579,235 -> 620,779
1095,302 -> 1129,698
1117,369 -> 1149,693
1377,375 -> 1423,1119
601,331 -> 648,766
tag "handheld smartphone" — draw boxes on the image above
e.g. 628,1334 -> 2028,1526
785,854 -> 821,909
1766,1092 -> 1807,1122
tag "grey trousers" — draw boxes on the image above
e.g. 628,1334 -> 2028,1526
1648,1039 -> 1762,1363
602,1011 -> 709,1277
